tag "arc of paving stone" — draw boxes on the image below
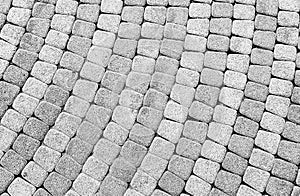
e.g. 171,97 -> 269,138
1,0 -> 300,195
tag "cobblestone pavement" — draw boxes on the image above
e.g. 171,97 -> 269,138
1,0 -> 300,195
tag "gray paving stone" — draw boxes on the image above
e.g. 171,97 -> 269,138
0,24 -> 25,46
189,101 -> 213,123
144,6 -> 166,25
110,157 -> 136,182
44,129 -> 69,152
176,137 -> 201,160
0,126 -> 17,152
55,154 -> 82,180
21,161 -> 47,187
195,84 -> 220,107
260,112 -> 285,134
121,6 -> 144,25
243,166 -> 270,192
0,167 -> 14,193
249,148 -> 274,172
1,109 -> 26,133
204,51 -> 227,71
250,49 -> 273,67
67,35 -> 91,57
200,68 -> 224,87
187,18 -> 209,37
228,134 -> 254,159
288,104 -> 300,124
0,40 -> 17,60
232,20 -> 254,39
132,55 -> 155,74
55,0 -> 78,15
234,3 -> 255,20
34,101 -> 61,126
207,34 -> 230,52
7,7 -> 31,27
73,173 -> 100,196
103,122 -> 128,146
83,156 -> 108,181
255,129 -> 280,154
233,116 -> 259,138
256,0 -> 278,16
140,153 -> 167,180
164,23 -> 186,41
26,17 -> 50,38
66,137 -> 92,164
230,36 -> 252,55
143,88 -> 167,111
44,172 -> 72,196
60,51 -> 84,72
129,123 -> 155,147
51,14 -> 75,34
0,150 -> 26,175
160,39 -> 184,60
23,117 -> 49,141
155,56 -> 179,76
31,61 -> 56,84
194,158 -> 220,184
266,177 -> 293,196
215,170 -> 241,195
159,171 -> 185,196
209,18 -> 232,37
12,93 -> 38,117
33,145 -> 60,172
12,134 -> 40,160
120,140 -> 147,167
222,152 -> 247,176
185,175 -> 211,196
226,54 -> 249,74
219,86 -> 243,110
8,177 -> 36,196
138,106 -> 163,130
244,81 -> 269,102
12,49 -> 38,71
277,140 -> 300,165
239,99 -> 265,122
94,88 -> 119,110
276,27 -> 298,46
53,68 -> 78,91
32,2 -> 54,18
274,44 -> 297,61
98,175 -> 128,196
22,77 -> 47,99
93,138 -> 121,165
184,34 -> 207,52
85,104 -> 111,129
167,7 -> 188,25
253,30 -> 276,50
3,65 -> 28,87
282,121 -> 300,143
114,38 -> 137,59
272,158 -> 297,182
0,0 -> 12,14
97,14 -> 121,33
292,87 -> 300,104
278,10 -> 299,27
44,85 -> 69,107
213,105 -> 237,126
102,70 -> 126,93
77,3 -> 99,23
201,140 -> 226,163
157,119 -> 183,144
212,2 -> 233,18
130,170 -> 157,195
119,89 -> 143,110
73,79 -> 98,102
77,120 -> 102,145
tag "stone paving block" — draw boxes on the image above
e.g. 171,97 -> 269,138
86,104 -> 112,129
274,44 -> 297,61
137,39 -> 160,59
260,112 -> 285,134
12,134 -> 40,160
213,105 -> 237,126
22,77 -> 47,99
32,2 -> 54,19
51,14 -> 75,34
167,7 -> 188,26
125,71 -> 150,94
110,157 -> 136,182
67,35 -> 91,57
34,101 -> 61,126
168,155 -> 194,180
185,175 -> 211,196
53,68 -> 78,91
155,56 -> 179,76
234,116 -> 259,138
87,46 -> 112,67
160,39 -> 184,60
200,68 -> 224,87
131,170 -> 157,195
212,2 -> 233,18
149,137 -> 175,160
253,30 -> 276,50
124,0 -> 146,5
66,137 -> 93,164
108,55 -> 132,75
157,119 -> 183,144
209,18 -> 232,37
180,52 -> 204,72
292,87 -> 300,104
129,123 -> 155,147
77,3 -> 99,23
0,0 -> 12,14
7,7 -> 30,27
33,145 -> 60,172
219,86 -> 243,110
184,34 -> 207,52
124,189 -> 144,196
80,62 -> 105,83
272,158 -> 298,182
0,24 -> 25,46
234,3 -> 255,20
83,156 -> 109,181
278,11 -> 299,27
183,120 -> 207,144
73,79 -> 98,102
0,40 -> 17,60
102,71 -> 126,94
141,22 -> 164,40
189,101 -> 213,123
120,140 -> 147,167
269,78 -> 293,97
92,30 -> 116,49
0,167 -> 14,193
12,49 -> 38,71
222,152 -> 247,176
55,0 -> 78,15
103,122 -> 128,146
189,3 -> 211,18
227,54 -> 249,74
147,0 -> 168,5
143,88 -> 168,111
164,101 -> 188,124
77,120 -> 101,145
93,138 -> 121,165
239,99 -> 265,122
164,23 -> 186,41
256,0 -> 278,16
250,49 -> 273,67
121,6 -> 144,25
276,27 -> 298,46
0,126 -> 17,152
209,188 -> 228,196
207,34 -> 230,52
101,0 -> 122,14
12,93 -> 39,117
292,186 -> 300,196
65,190 -> 80,196
31,61 -> 56,84
44,85 -> 69,107
8,177 -> 36,196
249,148 -> 274,172
244,82 -> 268,102
230,36 -> 252,54
195,84 -> 220,107
132,55 -> 155,74
151,72 -> 175,95
204,51 -> 227,71
277,140 -> 300,165
26,18 -> 50,38
0,150 -> 27,175
158,171 -> 185,196
228,134 -> 254,159
201,140 -> 226,163
266,177 -> 293,196
98,175 -> 128,196
137,106 -> 163,130
283,121 -> 300,143
1,109 -> 26,133
266,95 -> 290,118
97,14 -> 121,33
73,173 -> 100,196
194,158 -> 220,184
44,129 -> 69,152
232,20 -> 254,39
3,65 -> 28,87
60,51 -> 84,72
279,0 -> 300,11
176,137 -> 201,160
214,170 -> 241,196
94,88 -> 119,110
208,122 -> 233,146
288,104 -> 300,124
144,6 -> 166,25
44,172 -> 72,196
187,19 -> 209,37
23,117 -> 49,141
21,161 -> 47,187
255,128 -> 281,153
243,166 -> 270,192
140,153 -> 167,180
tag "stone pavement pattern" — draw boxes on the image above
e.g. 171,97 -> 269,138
0,0 -> 300,195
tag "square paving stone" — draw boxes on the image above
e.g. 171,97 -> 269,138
44,172 -> 72,196
274,44 -> 297,61
271,158 -> 298,182
212,2 -> 233,17
85,104 -> 112,129
144,6 -> 166,25
256,0 -> 278,16
193,158 -> 220,184
0,40 -> 17,60
21,161 -> 47,187
31,61 -> 56,84
67,35 -> 91,57
51,14 -> 75,34
140,153 -> 168,180
44,85 -> 69,107
34,101 -> 61,126
138,106 -> 163,130
72,20 -> 96,38
12,93 -> 39,117
233,116 -> 259,138
222,152 -> 248,176
288,104 -> 300,124
55,154 -> 82,180
103,122 -> 128,146
200,68 -> 224,87
26,17 -> 50,38
160,39 -> 184,60
23,117 -> 49,141
157,119 -> 183,144
189,101 -> 213,123
248,65 -> 271,85
176,137 -> 201,160
213,105 -> 237,126
151,72 -> 175,95
282,121 -> 300,143
101,71 -> 126,94
7,7 -> 31,27
219,87 -> 244,110
0,126 -> 17,152
183,120 -> 207,144
185,175 -> 211,196
94,88 -> 119,110
122,6 -> 144,24
77,120 -> 102,145
120,140 -> 147,167
0,150 -> 27,175
93,138 -> 121,165
110,157 -> 136,182
92,30 -> 116,48
260,112 -> 285,134
228,134 -> 254,159
266,177 -> 293,196
253,30 -> 276,50
0,167 -> 14,193
149,137 -> 175,160
33,145 -> 60,172
214,170 -> 241,195
44,129 -> 69,153
80,62 -> 105,83
184,34 -> 207,52
114,38 -> 137,59
158,171 -> 185,196
52,69 -> 78,91
8,177 -> 36,196
22,77 -> 47,99
119,89 -> 144,110
0,24 -> 25,46
266,95 -> 290,118
82,156 -> 109,181
12,134 -> 40,160
239,99 -> 265,122
129,123 -> 155,147
168,155 -> 194,180
1,109 -> 26,133
12,49 -> 38,71
20,33 -> 44,53
112,105 -> 137,130
244,81 -> 269,102
207,122 -> 233,146
243,166 -> 270,192
201,140 -> 226,163
55,0 -> 78,15
97,14 -> 121,33
73,173 -> 100,196
155,56 -> 179,76
32,2 -> 55,19
130,170 -> 157,195
277,140 -> 300,165
60,51 -> 84,72
249,148 -> 275,172
3,65 -> 28,87
98,175 -> 128,196
278,10 -> 299,27
195,85 -> 220,107
66,137 -> 93,164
